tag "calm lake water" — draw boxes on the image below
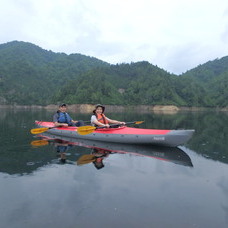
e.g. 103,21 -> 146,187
0,108 -> 227,228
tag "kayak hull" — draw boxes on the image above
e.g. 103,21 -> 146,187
35,121 -> 195,147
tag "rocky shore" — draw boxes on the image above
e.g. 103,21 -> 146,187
1,104 -> 227,113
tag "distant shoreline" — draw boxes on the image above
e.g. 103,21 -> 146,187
1,104 -> 227,113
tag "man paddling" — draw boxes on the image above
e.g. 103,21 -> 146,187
53,103 -> 84,127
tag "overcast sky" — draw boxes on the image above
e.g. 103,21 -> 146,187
0,0 -> 228,74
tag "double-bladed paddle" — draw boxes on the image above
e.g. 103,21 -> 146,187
30,127 -> 58,134
77,154 -> 96,165
30,120 -> 91,134
77,121 -> 144,135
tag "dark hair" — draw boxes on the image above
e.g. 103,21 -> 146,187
59,103 -> 67,107
93,161 -> 105,169
93,104 -> 105,114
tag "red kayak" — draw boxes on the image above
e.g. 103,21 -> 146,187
33,121 -> 195,147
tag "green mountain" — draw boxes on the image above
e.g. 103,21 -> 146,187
181,57 -> 228,107
53,61 -> 215,107
0,41 -> 109,105
182,56 -> 228,82
53,62 -> 184,105
0,41 -> 227,107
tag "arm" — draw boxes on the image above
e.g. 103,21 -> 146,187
67,113 -> 79,124
54,122 -> 68,127
71,120 -> 79,124
106,117 -> 125,125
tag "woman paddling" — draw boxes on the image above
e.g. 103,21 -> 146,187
91,104 -> 125,128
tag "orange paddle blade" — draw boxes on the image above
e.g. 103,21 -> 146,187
77,126 -> 96,135
31,140 -> 49,146
30,127 -> 50,134
134,121 -> 144,124
77,154 -> 96,165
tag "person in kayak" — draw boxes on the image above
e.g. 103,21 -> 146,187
53,103 -> 84,127
91,104 -> 125,128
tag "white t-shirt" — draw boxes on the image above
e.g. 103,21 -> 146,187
91,115 -> 97,126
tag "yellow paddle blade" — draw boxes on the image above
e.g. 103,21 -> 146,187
78,129 -> 95,135
31,140 -> 49,146
30,127 -> 49,134
77,154 -> 96,166
134,121 -> 144,125
77,126 -> 96,135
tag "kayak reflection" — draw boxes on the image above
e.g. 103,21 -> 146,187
36,132 -> 193,168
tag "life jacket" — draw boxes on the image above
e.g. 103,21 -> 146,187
57,111 -> 72,124
96,113 -> 108,125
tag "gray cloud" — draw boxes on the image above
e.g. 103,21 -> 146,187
1,0 -> 228,74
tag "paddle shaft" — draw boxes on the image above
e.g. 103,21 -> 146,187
97,121 -> 142,129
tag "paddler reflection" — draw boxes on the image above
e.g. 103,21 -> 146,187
54,139 -> 74,164
92,148 -> 113,169
54,140 -> 112,167
77,148 -> 114,169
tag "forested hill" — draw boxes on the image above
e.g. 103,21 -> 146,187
0,41 -> 109,104
182,56 -> 228,82
0,41 -> 227,107
181,57 -> 228,107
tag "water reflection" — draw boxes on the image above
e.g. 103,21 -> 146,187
32,133 -> 193,170
53,140 -> 75,165
126,111 -> 228,163
1,108 -> 228,176
1,109 -> 228,228
77,148 -> 110,169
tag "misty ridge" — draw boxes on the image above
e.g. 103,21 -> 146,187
0,41 -> 227,108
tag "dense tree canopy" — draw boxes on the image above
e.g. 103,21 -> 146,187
0,41 -> 227,107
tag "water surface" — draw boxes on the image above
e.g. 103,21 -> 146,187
0,109 -> 227,228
